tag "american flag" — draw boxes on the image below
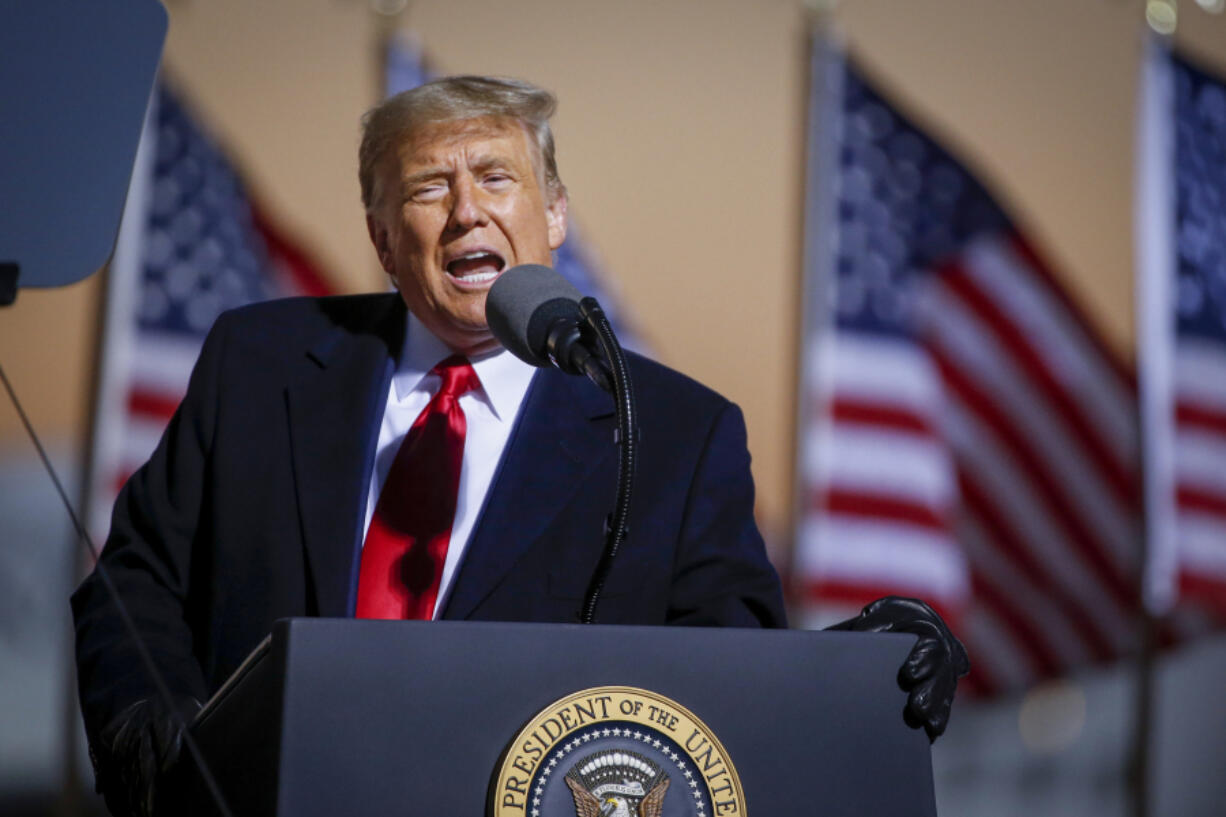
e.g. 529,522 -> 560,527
383,33 -> 646,352
1137,44 -> 1226,621
85,80 -> 332,539
794,42 -> 1145,695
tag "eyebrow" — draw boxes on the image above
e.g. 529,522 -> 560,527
400,167 -> 449,188
469,154 -> 514,174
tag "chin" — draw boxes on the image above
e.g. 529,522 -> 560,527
440,322 -> 497,354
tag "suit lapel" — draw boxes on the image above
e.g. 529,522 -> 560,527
285,297 -> 404,618
443,369 -> 615,619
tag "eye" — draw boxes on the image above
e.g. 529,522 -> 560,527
482,172 -> 513,188
410,181 -> 448,202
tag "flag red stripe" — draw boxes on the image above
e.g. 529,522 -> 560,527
936,262 -> 1136,504
1006,232 -> 1136,388
957,473 -> 1117,661
968,569 -> 1064,678
802,579 -> 959,629
1177,486 -> 1226,518
934,348 -> 1139,611
821,488 -> 948,531
829,398 -> 935,436
1179,571 -> 1226,617
962,665 -> 994,698
112,471 -> 135,497
1176,402 -> 1226,434
128,389 -> 181,421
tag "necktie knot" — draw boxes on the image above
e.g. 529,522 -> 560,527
432,355 -> 479,402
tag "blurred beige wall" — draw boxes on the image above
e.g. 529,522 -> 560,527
3,0 -> 1226,545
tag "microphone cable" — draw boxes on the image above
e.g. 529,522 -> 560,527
0,361 -> 236,817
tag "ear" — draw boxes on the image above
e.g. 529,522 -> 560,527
545,192 -> 568,251
366,213 -> 394,275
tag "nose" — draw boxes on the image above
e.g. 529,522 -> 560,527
447,176 -> 489,233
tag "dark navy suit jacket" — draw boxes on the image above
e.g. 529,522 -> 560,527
72,293 -> 785,737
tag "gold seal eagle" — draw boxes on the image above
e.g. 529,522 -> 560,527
563,749 -> 670,817
492,686 -> 744,816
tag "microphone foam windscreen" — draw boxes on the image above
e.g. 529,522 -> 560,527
487,264 -> 583,366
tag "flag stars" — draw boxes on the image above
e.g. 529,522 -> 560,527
1172,57 -> 1226,338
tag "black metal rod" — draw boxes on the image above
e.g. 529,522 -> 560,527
577,297 -> 636,624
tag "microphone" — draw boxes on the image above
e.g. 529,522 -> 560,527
486,264 -> 612,392
487,262 -> 638,624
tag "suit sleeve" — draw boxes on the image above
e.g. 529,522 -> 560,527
665,401 -> 788,628
70,312 -> 234,742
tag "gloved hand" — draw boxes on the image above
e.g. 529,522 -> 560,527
92,694 -> 201,817
827,596 -> 969,742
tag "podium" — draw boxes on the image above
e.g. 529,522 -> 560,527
178,618 -> 936,816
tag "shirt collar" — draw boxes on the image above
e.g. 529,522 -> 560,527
394,311 -> 535,421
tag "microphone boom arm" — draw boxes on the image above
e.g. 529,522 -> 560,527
576,296 -> 636,624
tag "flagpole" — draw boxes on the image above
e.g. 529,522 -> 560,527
789,2 -> 842,624
370,0 -> 410,99
1130,32 -> 1178,817
786,5 -> 817,613
1127,614 -> 1156,817
52,278 -> 112,817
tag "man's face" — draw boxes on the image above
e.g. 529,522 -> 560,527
366,116 -> 568,354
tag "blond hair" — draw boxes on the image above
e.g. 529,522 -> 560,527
359,75 -> 565,211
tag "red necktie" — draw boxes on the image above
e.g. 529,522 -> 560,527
355,355 -> 479,620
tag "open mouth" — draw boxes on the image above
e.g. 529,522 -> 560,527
445,250 -> 506,285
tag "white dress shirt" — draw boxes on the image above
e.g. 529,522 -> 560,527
362,311 -> 536,618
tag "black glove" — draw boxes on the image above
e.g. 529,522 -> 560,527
92,694 -> 201,817
828,596 -> 970,742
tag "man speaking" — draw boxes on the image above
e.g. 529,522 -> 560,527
72,75 -> 966,816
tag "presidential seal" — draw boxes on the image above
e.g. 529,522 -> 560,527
493,686 -> 745,817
